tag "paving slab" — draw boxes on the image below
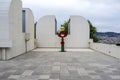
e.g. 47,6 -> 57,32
0,48 -> 120,80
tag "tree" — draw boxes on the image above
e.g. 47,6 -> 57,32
60,21 -> 69,34
59,20 -> 99,42
88,20 -> 99,42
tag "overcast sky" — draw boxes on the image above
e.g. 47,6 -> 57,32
22,0 -> 120,33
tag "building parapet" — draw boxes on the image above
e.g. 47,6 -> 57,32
90,42 -> 120,59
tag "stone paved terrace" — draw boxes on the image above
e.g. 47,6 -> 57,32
0,48 -> 120,80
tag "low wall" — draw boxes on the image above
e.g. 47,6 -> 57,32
90,42 -> 120,59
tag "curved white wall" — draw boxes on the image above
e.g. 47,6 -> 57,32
36,15 -> 90,48
23,8 -> 35,51
0,0 -> 14,59
0,0 -> 26,60
7,0 -> 26,59
0,0 -> 10,40
36,15 -> 59,48
65,16 -> 90,48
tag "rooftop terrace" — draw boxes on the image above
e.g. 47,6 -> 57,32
0,48 -> 120,80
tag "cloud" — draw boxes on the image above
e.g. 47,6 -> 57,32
97,26 -> 120,33
22,0 -> 78,9
22,0 -> 120,33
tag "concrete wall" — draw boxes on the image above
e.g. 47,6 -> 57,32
36,15 -> 90,48
7,0 -> 25,59
0,0 -> 10,40
36,15 -> 60,48
0,0 -> 13,60
23,8 -> 35,52
0,0 -> 35,60
90,42 -> 120,59
0,0 -> 26,60
65,16 -> 90,48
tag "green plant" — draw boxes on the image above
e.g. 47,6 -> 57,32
60,21 -> 69,34
88,20 -> 99,42
93,35 -> 99,42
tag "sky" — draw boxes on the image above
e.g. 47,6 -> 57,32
22,0 -> 120,33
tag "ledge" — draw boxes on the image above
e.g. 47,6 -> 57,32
0,39 -> 12,48
90,42 -> 120,59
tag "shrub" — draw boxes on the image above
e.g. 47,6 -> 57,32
93,35 -> 99,42
88,20 -> 99,42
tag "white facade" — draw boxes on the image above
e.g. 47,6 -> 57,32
65,16 -> 90,48
1,0 -> 119,61
36,15 -> 90,48
0,0 -> 25,60
0,0 -> 90,60
0,0 -> 35,60
22,8 -> 35,52
36,15 -> 60,48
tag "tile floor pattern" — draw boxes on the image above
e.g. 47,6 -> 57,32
0,49 -> 120,80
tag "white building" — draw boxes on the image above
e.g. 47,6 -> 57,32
0,0 -> 35,60
0,0 -> 119,61
36,15 -> 90,48
0,0 -> 90,60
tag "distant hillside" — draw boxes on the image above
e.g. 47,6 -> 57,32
95,32 -> 120,37
95,32 -> 120,44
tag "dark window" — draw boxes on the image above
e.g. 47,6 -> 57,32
55,19 -> 57,34
68,19 -> 70,34
22,10 -> 26,32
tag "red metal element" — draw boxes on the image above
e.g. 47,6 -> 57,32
61,42 -> 64,45
58,31 -> 67,38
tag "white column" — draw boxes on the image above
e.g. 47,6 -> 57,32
2,48 -> 6,60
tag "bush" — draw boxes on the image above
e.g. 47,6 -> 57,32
93,35 -> 99,42
88,20 -> 99,42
